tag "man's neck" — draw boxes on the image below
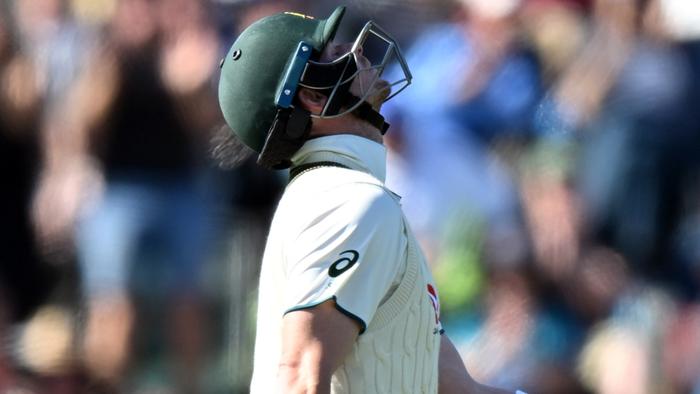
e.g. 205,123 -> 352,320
307,114 -> 383,144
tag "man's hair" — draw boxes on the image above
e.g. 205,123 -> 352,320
209,124 -> 254,170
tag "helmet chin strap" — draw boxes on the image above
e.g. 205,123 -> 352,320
348,95 -> 390,135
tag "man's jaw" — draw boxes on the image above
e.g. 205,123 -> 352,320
367,80 -> 391,111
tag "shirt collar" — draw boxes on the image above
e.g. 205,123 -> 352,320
291,134 -> 387,182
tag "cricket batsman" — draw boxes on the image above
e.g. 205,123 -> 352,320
218,5 -> 524,394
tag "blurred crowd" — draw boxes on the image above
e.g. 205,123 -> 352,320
1,0 -> 699,393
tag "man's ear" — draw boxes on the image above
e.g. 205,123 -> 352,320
296,88 -> 327,114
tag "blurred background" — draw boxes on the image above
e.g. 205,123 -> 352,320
1,0 -> 700,392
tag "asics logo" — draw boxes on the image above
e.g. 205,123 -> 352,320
328,250 -> 359,277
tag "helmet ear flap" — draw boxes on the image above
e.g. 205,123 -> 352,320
256,40 -> 315,169
257,106 -> 312,169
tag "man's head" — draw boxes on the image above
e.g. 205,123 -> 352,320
218,6 -> 411,169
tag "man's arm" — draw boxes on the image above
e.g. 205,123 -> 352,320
279,299 -> 361,394
439,334 -> 512,394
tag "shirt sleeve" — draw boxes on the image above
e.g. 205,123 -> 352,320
283,182 -> 405,333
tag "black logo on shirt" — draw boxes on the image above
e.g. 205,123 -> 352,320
328,250 -> 359,277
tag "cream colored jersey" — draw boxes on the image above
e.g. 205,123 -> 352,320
250,135 -> 442,394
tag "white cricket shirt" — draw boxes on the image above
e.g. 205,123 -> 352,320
250,134 -> 441,393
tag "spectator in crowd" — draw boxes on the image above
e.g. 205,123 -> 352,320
570,0 -> 700,295
382,0 -> 537,270
0,4 -> 59,389
32,0 -> 221,390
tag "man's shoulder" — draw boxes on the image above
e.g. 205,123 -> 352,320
278,167 -> 402,224
286,166 -> 393,202
291,165 -> 383,188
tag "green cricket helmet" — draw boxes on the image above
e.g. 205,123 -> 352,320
218,6 -> 412,169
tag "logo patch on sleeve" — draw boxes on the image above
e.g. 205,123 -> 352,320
328,250 -> 359,277
427,284 -> 440,324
